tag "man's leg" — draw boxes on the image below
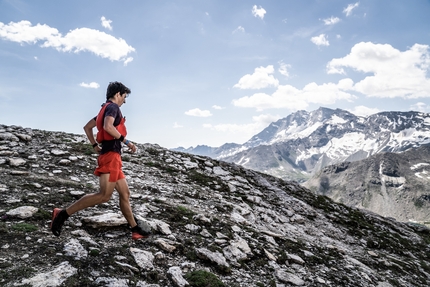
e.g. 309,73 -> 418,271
115,178 -> 152,240
66,173 -> 116,215
51,173 -> 116,237
115,178 -> 137,227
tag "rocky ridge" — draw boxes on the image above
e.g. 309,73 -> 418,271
1,124 -> 430,287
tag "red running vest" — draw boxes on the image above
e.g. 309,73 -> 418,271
96,102 -> 127,143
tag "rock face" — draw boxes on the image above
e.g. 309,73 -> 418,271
304,145 -> 430,225
0,124 -> 430,286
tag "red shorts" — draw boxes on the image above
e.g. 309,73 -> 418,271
94,152 -> 125,182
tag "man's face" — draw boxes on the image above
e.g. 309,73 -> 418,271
117,92 -> 128,106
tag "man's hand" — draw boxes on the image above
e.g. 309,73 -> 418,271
93,145 -> 102,153
126,142 -> 137,153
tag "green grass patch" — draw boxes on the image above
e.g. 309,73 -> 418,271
69,142 -> 94,155
185,270 -> 225,287
0,265 -> 36,282
12,223 -> 38,232
177,205 -> 192,214
33,209 -> 51,220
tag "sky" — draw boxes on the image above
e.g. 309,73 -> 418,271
1,1 -> 430,149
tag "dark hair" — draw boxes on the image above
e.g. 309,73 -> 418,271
106,81 -> 131,100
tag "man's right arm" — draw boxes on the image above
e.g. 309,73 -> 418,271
83,118 -> 101,152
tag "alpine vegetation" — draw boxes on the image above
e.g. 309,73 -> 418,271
1,124 -> 430,286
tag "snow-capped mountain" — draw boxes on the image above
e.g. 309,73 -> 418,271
174,107 -> 430,182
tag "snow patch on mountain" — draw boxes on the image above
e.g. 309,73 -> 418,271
411,163 -> 430,170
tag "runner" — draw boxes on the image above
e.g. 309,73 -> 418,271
50,81 -> 151,240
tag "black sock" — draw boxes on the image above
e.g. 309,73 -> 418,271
59,209 -> 69,221
131,225 -> 139,231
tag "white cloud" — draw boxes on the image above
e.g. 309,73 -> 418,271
232,26 -> 245,34
79,82 -> 100,89
348,105 -> 380,116
101,16 -> 112,30
123,57 -> 133,66
252,5 -> 266,19
323,16 -> 340,25
327,42 -> 430,98
410,102 -> 430,113
203,113 -> 279,135
311,34 -> 329,46
232,79 -> 355,111
234,65 -> 279,89
0,20 -> 135,64
34,56 -> 38,60
343,2 -> 359,17
278,61 -> 291,78
173,122 -> 183,128
212,105 -> 224,110
185,108 -> 212,117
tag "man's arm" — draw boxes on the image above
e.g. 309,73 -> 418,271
103,116 -> 137,153
103,116 -> 120,139
84,118 -> 97,144
84,118 -> 101,152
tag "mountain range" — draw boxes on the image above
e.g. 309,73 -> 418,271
174,107 -> 430,182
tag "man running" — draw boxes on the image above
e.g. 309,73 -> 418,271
50,81 -> 151,240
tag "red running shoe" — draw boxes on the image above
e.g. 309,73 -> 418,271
50,208 -> 66,237
131,222 -> 152,240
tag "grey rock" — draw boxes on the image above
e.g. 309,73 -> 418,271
287,253 -> 305,265
275,269 -> 305,286
19,261 -> 77,287
195,247 -> 230,268
213,166 -> 230,176
9,157 -> 26,167
185,223 -> 200,232
6,206 -> 38,218
16,133 -> 32,141
0,132 -> 19,141
154,238 -> 176,252
95,277 -> 129,287
136,282 -> 161,287
82,212 -> 128,227
63,239 -> 88,260
130,247 -> 154,270
167,266 -> 189,287
51,149 -> 68,156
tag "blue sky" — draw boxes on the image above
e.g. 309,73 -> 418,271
1,1 -> 430,148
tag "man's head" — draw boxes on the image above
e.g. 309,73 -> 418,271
106,81 -> 131,100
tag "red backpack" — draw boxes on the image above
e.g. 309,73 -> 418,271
96,102 -> 127,143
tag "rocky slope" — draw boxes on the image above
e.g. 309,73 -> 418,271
304,145 -> 430,226
174,107 -> 430,182
1,124 -> 430,287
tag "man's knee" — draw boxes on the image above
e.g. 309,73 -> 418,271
96,193 -> 112,203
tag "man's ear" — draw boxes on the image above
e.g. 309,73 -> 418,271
115,92 -> 121,98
